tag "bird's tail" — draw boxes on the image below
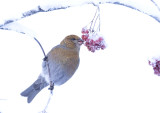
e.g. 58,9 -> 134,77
21,76 -> 49,103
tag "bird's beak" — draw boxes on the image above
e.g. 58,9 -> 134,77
78,38 -> 84,45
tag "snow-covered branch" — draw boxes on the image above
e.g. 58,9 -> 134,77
151,0 -> 160,12
0,0 -> 160,29
109,1 -> 160,23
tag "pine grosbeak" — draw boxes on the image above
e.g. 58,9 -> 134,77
21,35 -> 83,103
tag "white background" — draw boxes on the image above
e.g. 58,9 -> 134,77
0,3 -> 160,113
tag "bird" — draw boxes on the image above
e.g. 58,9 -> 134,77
21,35 -> 84,103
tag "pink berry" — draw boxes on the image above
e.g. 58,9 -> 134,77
101,44 -> 106,50
98,37 -> 104,41
81,28 -> 89,34
82,34 -> 89,41
95,45 -> 100,50
149,59 -> 160,76
95,39 -> 102,45
87,46 -> 91,51
90,46 -> 95,52
90,39 -> 94,45
148,60 -> 152,65
81,28 -> 86,34
81,27 -> 107,52
86,30 -> 89,34
92,40 -> 96,46
86,38 -> 90,43
85,41 -> 89,47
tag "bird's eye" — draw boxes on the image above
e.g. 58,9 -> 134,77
71,38 -> 76,41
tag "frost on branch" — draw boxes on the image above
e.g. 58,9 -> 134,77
148,58 -> 160,76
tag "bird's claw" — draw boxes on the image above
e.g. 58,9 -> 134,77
48,83 -> 54,91
43,56 -> 48,61
48,85 -> 54,91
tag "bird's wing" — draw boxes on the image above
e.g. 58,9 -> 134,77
42,45 -> 79,85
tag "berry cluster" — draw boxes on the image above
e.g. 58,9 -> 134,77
81,27 -> 106,52
148,59 -> 160,76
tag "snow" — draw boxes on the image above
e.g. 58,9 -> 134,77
0,0 -> 37,24
0,1 -> 160,113
151,0 -> 160,9
37,0 -> 160,22
2,22 -> 37,38
0,0 -> 160,26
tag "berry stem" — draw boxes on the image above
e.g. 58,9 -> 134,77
89,6 -> 101,33
90,7 -> 98,32
98,5 -> 100,32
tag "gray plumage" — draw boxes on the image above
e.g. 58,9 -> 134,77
21,76 -> 49,103
21,35 -> 83,103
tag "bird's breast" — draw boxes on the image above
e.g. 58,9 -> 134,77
48,52 -> 80,86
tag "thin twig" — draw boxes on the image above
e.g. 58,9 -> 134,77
40,93 -> 53,113
89,6 -> 101,34
34,37 -> 46,57
90,7 -> 99,32
1,26 -> 54,94
92,12 -> 100,32
98,5 -> 100,32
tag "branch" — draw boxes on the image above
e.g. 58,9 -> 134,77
0,0 -> 160,29
0,21 -> 47,59
0,6 -> 45,28
108,1 -> 160,23
151,0 -> 160,12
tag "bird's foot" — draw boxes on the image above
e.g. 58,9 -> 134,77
48,83 -> 54,91
43,56 -> 48,61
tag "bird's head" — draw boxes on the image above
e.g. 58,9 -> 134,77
60,35 -> 84,50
